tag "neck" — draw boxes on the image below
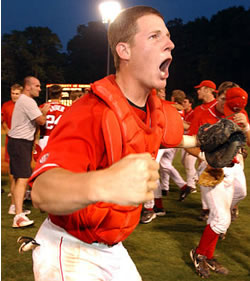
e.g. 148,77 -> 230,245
215,104 -> 224,115
203,95 -> 215,104
115,71 -> 150,107
23,90 -> 32,98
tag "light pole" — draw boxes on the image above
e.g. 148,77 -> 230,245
99,1 -> 121,75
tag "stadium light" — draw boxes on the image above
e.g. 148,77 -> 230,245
99,1 -> 121,75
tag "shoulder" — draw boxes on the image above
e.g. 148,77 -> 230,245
2,100 -> 13,109
161,100 -> 184,147
56,94 -> 108,128
193,104 -> 202,113
17,94 -> 34,104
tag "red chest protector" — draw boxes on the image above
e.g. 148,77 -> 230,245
92,75 -> 167,162
50,75 -> 183,246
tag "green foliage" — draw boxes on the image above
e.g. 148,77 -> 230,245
66,21 -> 110,83
1,148 -> 250,281
1,27 -> 66,103
166,6 -> 250,101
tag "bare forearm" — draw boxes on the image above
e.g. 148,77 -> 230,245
31,168 -> 101,215
31,153 -> 160,215
177,135 -> 199,148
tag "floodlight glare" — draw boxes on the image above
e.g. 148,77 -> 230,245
99,1 -> 121,23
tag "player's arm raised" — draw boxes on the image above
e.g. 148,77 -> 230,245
31,153 -> 159,215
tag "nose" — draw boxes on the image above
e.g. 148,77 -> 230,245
164,36 -> 175,52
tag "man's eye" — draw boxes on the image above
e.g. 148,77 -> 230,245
149,34 -> 158,39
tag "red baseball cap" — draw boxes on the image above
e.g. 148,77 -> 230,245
224,87 -> 248,116
194,80 -> 217,91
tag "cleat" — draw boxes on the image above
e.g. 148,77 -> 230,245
219,232 -> 226,240
161,190 -> 169,196
198,209 -> 210,221
12,213 -> 34,228
140,209 -> 156,224
153,206 -> 166,216
206,258 -> 229,275
17,236 -> 40,253
179,185 -> 195,201
190,248 -> 210,278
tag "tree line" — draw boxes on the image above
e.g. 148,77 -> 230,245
2,6 -> 250,106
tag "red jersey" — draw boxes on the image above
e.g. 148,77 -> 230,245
1,100 -> 15,129
39,101 -> 68,137
29,75 -> 183,246
188,99 -> 217,135
1,100 -> 15,162
184,108 -> 194,124
192,102 -> 249,128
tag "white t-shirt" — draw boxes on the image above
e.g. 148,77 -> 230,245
8,94 -> 42,141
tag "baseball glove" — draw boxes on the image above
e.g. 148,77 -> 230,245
198,166 -> 224,187
197,119 -> 246,168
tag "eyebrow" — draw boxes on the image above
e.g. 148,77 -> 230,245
149,30 -> 171,37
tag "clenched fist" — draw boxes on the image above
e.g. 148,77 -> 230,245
99,153 -> 160,206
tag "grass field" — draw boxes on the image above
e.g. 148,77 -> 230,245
1,147 -> 250,281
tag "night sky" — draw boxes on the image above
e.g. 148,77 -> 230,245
2,0 -> 250,50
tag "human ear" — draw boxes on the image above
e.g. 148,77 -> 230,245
116,42 -> 130,60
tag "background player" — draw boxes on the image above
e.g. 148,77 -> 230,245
1,84 -> 23,213
8,76 -> 50,227
188,85 -> 249,278
188,80 -> 218,220
38,85 -> 68,151
181,95 -> 197,192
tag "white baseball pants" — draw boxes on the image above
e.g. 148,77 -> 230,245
201,163 -> 246,234
160,148 -> 186,190
181,149 -> 198,188
33,218 -> 142,281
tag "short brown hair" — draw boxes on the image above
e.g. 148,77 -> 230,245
108,6 -> 163,71
217,81 -> 240,96
49,85 -> 62,99
171,89 -> 186,104
11,83 -> 23,92
23,76 -> 38,87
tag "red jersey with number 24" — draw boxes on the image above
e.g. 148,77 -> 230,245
39,102 -> 68,137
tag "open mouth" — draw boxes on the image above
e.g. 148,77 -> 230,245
159,58 -> 171,78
